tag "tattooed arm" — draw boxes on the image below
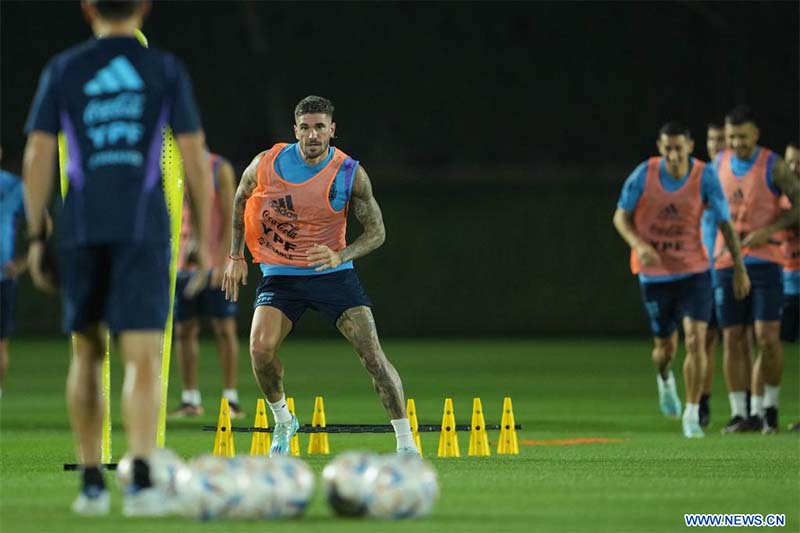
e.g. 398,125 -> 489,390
222,151 -> 264,301
307,165 -> 386,270
742,159 -> 800,247
718,220 -> 751,300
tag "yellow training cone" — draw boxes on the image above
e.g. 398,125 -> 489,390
307,396 -> 330,454
468,397 -> 491,456
212,398 -> 235,457
287,397 -> 301,456
406,398 -> 423,457
249,398 -> 271,455
497,396 -> 519,455
437,398 -> 461,458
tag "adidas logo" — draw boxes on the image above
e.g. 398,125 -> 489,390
83,56 -> 143,96
730,188 -> 745,203
269,195 -> 297,220
658,203 -> 680,220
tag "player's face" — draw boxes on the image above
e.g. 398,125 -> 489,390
294,113 -> 336,161
657,134 -> 693,174
786,146 -> 800,176
706,128 -> 726,160
725,122 -> 759,160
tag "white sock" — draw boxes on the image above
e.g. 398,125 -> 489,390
391,418 -> 416,449
182,389 -> 201,406
268,394 -> 292,424
683,403 -> 700,420
750,395 -> 764,418
764,385 -> 780,409
728,391 -> 747,418
223,389 -> 239,405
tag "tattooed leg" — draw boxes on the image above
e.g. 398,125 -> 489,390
249,306 -> 293,403
337,306 -> 406,419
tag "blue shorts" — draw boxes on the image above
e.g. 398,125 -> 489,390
174,271 -> 238,322
714,262 -> 783,328
0,279 -> 17,340
781,293 -> 799,342
254,269 -> 372,326
639,271 -> 713,338
59,243 -> 170,334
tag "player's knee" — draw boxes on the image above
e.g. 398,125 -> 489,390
250,336 -> 279,364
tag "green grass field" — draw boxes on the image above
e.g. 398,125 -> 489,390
1,337 -> 798,532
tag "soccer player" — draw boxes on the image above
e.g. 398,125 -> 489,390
780,142 -> 799,432
0,146 -> 28,399
698,122 -> 728,426
222,95 -> 419,456
169,151 -> 244,419
23,0 -> 211,516
715,107 -> 800,434
613,122 -> 749,438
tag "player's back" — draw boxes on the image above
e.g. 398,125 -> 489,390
26,36 -> 200,248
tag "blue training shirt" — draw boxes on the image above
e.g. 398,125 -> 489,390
712,147 -> 781,266
617,157 -> 730,283
24,36 -> 202,247
260,143 -> 357,277
0,170 -> 25,281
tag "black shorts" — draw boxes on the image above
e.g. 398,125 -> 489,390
174,271 -> 237,322
253,269 -> 372,326
714,262 -> 783,327
639,271 -> 713,338
781,293 -> 800,342
0,279 -> 17,339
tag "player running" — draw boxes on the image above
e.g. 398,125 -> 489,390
23,0 -> 211,516
613,122 -> 749,438
223,95 -> 419,456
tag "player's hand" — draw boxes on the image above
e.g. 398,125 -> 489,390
732,266 -> 751,300
634,242 -> 662,268
209,267 -> 224,289
184,268 -> 209,298
2,257 -> 26,279
307,244 -> 342,272
741,229 -> 771,249
27,242 -> 57,295
222,257 -> 248,302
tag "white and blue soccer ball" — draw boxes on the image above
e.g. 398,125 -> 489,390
175,454 -> 250,520
116,447 -> 185,497
321,451 -> 381,517
364,455 -> 439,519
236,455 -> 315,519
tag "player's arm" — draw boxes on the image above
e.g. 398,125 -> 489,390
176,132 -> 211,265
612,208 -> 660,267
22,131 -> 58,293
222,151 -> 264,302
718,221 -> 750,299
210,159 -> 236,286
307,165 -> 386,271
742,158 -> 800,247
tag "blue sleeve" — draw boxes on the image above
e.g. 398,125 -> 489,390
167,55 -> 202,134
765,152 -> 781,196
616,162 -> 647,212
24,58 -> 60,134
701,166 -> 730,223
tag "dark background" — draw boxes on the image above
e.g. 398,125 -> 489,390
2,1 -> 798,337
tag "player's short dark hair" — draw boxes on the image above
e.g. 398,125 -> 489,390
658,121 -> 691,139
88,1 -> 141,21
725,105 -> 757,127
294,95 -> 334,119
707,122 -> 723,131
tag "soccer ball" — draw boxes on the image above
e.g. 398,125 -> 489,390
364,455 -> 439,519
236,456 -> 315,519
322,451 -> 381,517
116,447 -> 185,497
175,454 -> 250,520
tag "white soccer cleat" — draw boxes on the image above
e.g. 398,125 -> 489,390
396,445 -> 421,457
71,489 -> 110,516
682,413 -> 705,439
270,415 -> 299,457
123,486 -> 180,517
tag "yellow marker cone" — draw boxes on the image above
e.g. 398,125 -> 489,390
497,396 -> 519,455
307,396 -> 330,454
212,398 -> 235,457
249,398 -> 271,455
287,397 -> 301,456
406,398 -> 423,457
468,397 -> 491,456
437,398 -> 461,458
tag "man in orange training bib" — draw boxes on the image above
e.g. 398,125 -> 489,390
222,95 -> 419,456
613,122 -> 750,438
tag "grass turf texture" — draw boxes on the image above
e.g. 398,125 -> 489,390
1,338 -> 798,532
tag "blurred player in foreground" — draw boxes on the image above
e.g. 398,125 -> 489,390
223,95 -> 419,456
169,151 -> 243,419
613,122 -> 749,438
23,0 -> 211,516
